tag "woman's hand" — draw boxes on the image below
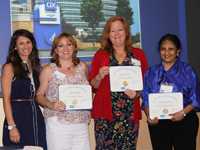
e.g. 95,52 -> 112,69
98,66 -> 109,80
47,100 -> 66,111
9,127 -> 20,143
124,89 -> 138,99
147,117 -> 159,125
91,66 -> 109,89
170,110 -> 185,122
144,107 -> 159,125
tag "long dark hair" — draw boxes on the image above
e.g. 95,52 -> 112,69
158,33 -> 181,51
5,29 -> 41,88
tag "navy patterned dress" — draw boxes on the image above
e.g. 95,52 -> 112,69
95,52 -> 139,150
3,74 -> 47,150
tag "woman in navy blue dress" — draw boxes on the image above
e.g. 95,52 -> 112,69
1,29 -> 47,149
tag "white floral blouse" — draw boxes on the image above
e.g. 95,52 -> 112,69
43,63 -> 90,123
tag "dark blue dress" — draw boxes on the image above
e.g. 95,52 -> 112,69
3,75 -> 47,150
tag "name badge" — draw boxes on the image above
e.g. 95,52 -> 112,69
54,71 -> 65,80
160,84 -> 173,93
131,58 -> 141,66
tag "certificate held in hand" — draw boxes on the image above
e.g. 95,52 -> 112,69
109,66 -> 143,92
149,92 -> 183,119
59,84 -> 92,110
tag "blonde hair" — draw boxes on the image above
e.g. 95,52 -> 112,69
50,33 -> 80,67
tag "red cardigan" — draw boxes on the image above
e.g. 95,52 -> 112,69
89,48 -> 148,122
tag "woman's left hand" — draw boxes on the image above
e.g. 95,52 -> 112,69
124,89 -> 138,99
170,110 -> 185,122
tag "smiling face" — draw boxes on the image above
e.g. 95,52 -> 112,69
109,20 -> 126,48
55,37 -> 75,61
15,36 -> 33,61
160,40 -> 180,65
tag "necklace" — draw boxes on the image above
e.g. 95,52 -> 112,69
66,66 -> 72,71
22,61 -> 30,73
61,65 -> 75,74
115,53 -> 127,64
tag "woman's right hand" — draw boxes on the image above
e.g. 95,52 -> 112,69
98,66 -> 109,80
47,100 -> 66,111
91,66 -> 109,89
9,127 -> 20,143
147,117 -> 159,125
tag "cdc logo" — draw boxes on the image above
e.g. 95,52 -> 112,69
45,0 -> 57,11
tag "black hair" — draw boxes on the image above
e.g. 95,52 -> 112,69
158,33 -> 182,50
5,29 -> 41,89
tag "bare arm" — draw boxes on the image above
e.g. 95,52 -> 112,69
80,61 -> 89,77
36,65 -> 65,111
36,65 -> 52,108
2,64 -> 15,125
2,64 -> 20,143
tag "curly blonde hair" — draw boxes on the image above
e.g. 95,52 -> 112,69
50,33 -> 80,67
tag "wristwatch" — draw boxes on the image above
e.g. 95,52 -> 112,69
8,124 -> 16,130
181,110 -> 187,117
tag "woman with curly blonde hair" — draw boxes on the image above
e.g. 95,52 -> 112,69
36,33 -> 91,150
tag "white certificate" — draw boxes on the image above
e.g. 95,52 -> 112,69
109,66 -> 143,92
149,92 -> 183,119
59,84 -> 92,110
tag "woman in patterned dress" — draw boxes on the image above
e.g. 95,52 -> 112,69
36,33 -> 91,150
2,29 -> 47,149
89,16 -> 148,150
